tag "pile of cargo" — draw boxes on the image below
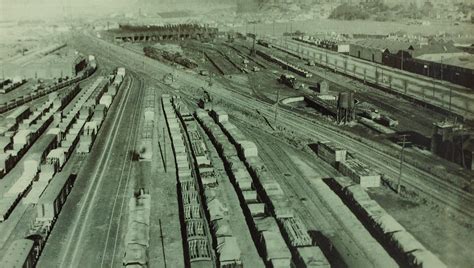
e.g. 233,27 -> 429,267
137,86 -> 154,161
123,192 -> 151,267
316,140 -> 381,188
196,108 -> 329,267
173,97 -> 243,267
162,95 -> 214,267
0,55 -> 97,113
327,176 -> 446,268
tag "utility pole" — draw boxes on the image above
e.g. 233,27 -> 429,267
163,127 -> 167,172
274,87 -> 280,126
159,219 -> 167,268
397,134 -> 411,194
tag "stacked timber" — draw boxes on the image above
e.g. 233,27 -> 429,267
173,97 -> 243,267
162,95 -> 214,267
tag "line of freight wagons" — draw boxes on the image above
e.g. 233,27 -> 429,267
0,55 -> 97,114
1,75 -> 108,222
326,176 -> 446,268
0,68 -> 126,267
162,95 -> 215,267
196,107 -> 329,268
315,141 -> 446,267
174,96 -> 244,267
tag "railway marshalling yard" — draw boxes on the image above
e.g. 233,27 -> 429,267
0,29 -> 473,268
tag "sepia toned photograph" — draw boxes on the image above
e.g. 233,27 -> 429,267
0,0 -> 472,267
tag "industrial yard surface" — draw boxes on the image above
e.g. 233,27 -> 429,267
0,1 -> 473,268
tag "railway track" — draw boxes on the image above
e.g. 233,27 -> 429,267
258,40 -> 444,135
99,72 -> 145,268
238,123 -> 398,267
202,78 -> 474,220
283,39 -> 474,119
59,71 -> 140,267
79,32 -> 474,220
224,44 -> 268,70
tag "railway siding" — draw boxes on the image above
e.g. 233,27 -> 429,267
199,78 -> 474,220
269,38 -> 474,119
196,107 -> 333,267
162,95 -> 215,267
326,176 -> 446,268
0,68 -> 126,267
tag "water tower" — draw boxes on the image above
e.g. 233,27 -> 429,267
337,91 -> 355,124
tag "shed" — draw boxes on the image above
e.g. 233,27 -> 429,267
349,39 -> 415,63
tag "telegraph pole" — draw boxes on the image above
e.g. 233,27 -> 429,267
159,219 -> 167,268
274,87 -> 280,126
163,127 -> 167,172
397,134 -> 411,194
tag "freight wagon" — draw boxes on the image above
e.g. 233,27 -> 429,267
317,141 -> 347,166
123,243 -> 147,266
338,158 -> 381,188
0,239 -> 37,268
327,176 -> 446,268
293,246 -> 331,268
36,173 -> 76,225
0,195 -> 18,222
6,105 -> 31,125
0,79 -> 27,94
